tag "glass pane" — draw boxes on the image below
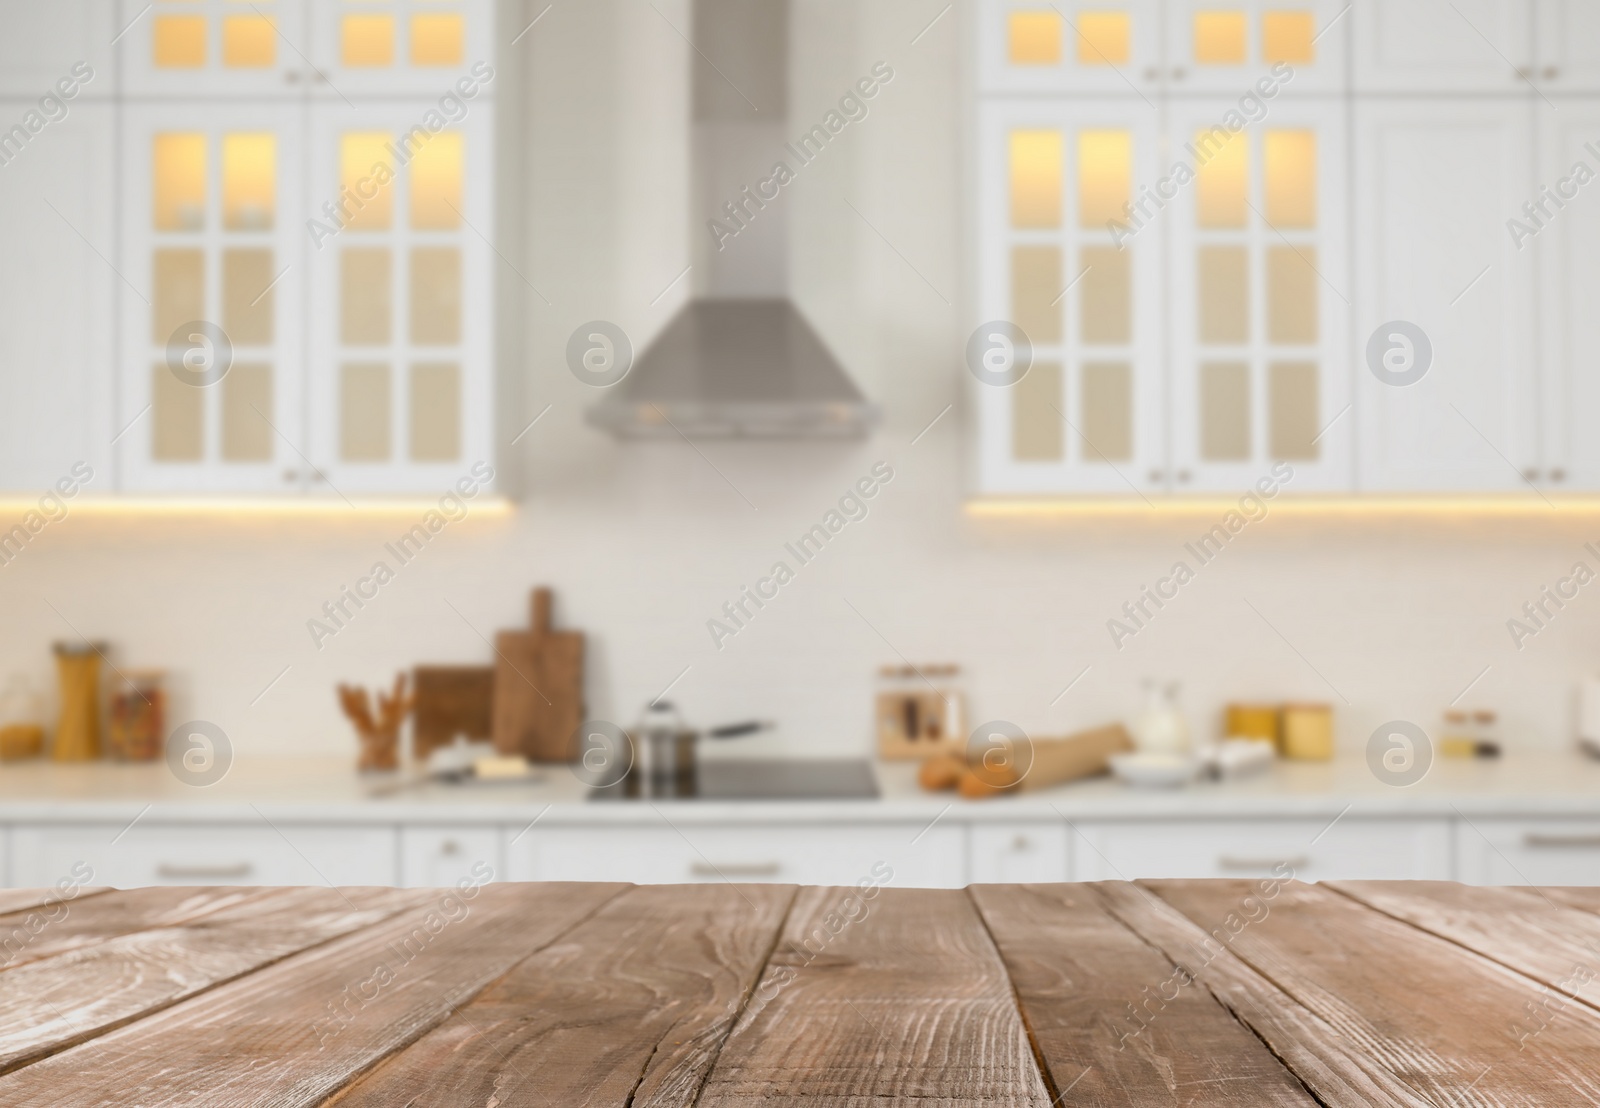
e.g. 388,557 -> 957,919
1009,130 -> 1062,229
1081,361 -> 1132,461
223,14 -> 276,67
153,249 -> 204,344
1263,11 -> 1315,64
1194,11 -> 1247,63
152,365 -> 203,461
340,133 -> 394,230
1200,361 -> 1251,461
222,248 -> 274,344
153,15 -> 207,68
1011,245 -> 1062,345
341,248 -> 391,344
1078,131 -> 1130,229
154,133 -> 207,231
1077,12 -> 1130,64
1013,361 -> 1063,462
410,363 -> 461,461
341,362 -> 391,461
411,132 -> 462,228
1079,246 -> 1130,344
412,13 -> 465,66
221,363 -> 273,462
1008,11 -> 1061,65
410,247 -> 461,344
342,14 -> 395,67
1269,361 -> 1319,460
1265,130 -> 1316,228
1198,246 -> 1249,344
222,133 -> 274,230
1195,129 -> 1248,227
1268,245 -> 1318,343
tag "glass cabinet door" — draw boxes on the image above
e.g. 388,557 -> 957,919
307,102 -> 492,494
977,0 -> 1162,95
120,0 -> 310,97
118,105 -> 306,492
1166,99 -> 1350,491
1162,0 -> 1348,94
308,0 -> 495,97
974,101 -> 1165,495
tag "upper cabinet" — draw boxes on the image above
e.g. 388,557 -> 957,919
121,0 -> 311,96
1162,0 -> 1348,95
307,0 -> 495,96
1535,0 -> 1600,92
0,1 -> 114,97
1351,0 -> 1532,93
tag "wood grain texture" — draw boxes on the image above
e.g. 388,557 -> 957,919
0,887 -> 109,918
412,664 -> 495,758
332,883 -> 795,1108
697,885 -> 1052,1108
1148,879 -> 1600,1107
0,886 -> 424,1075
492,588 -> 584,763
971,883 -> 1316,1106
0,882 -> 624,1107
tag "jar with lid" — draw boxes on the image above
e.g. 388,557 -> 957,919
109,670 -> 166,761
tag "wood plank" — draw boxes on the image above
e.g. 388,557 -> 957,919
0,887 -> 110,918
696,885 -> 1051,1107
1330,881 -> 1600,1029
1096,881 -> 1435,1108
0,886 -> 280,971
0,881 -> 625,1107
331,883 -> 795,1107
1147,879 -> 1600,1106
0,886 -> 426,1075
971,883 -> 1316,1107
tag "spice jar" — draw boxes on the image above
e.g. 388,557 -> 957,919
52,642 -> 105,762
109,670 -> 166,761
0,675 -> 44,761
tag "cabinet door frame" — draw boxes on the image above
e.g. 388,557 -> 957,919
119,0 -> 313,99
1534,0 -> 1600,93
1163,0 -> 1350,96
1351,0 -> 1534,94
307,0 -> 498,100
118,101 -> 309,494
0,2 -> 115,99
976,0 -> 1164,97
306,100 -> 494,495
1167,96 -> 1352,492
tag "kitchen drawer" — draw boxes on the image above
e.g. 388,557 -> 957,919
507,823 -> 966,888
969,823 -> 1069,884
1070,818 -> 1452,882
400,826 -> 501,888
1455,819 -> 1600,886
8,823 -> 398,888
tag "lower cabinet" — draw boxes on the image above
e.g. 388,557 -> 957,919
8,823 -> 398,888
1455,819 -> 1600,886
968,823 -> 1070,883
1069,818 -> 1455,882
505,823 -> 968,889
399,826 -> 502,888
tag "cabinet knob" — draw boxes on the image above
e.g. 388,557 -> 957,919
1143,66 -> 1161,80
1171,66 -> 1187,80
441,840 -> 460,856
1011,834 -> 1030,851
1550,468 -> 1568,484
1147,469 -> 1164,483
282,468 -> 298,483
1543,65 -> 1560,80
284,71 -> 301,84
1522,467 -> 1540,482
1176,469 -> 1192,484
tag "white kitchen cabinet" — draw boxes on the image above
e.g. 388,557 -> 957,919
1162,0 -> 1348,95
507,823 -> 967,888
1352,0 -> 1533,93
975,100 -> 1167,495
1536,0 -> 1600,91
1167,98 -> 1351,491
307,0 -> 496,99
976,0 -> 1164,96
1069,818 -> 1454,881
0,2 -> 114,98
399,825 -> 501,887
1353,98 -> 1538,492
119,0 -> 310,98
9,823 -> 398,888
969,823 -> 1070,883
1455,819 -> 1600,885
0,102 -> 113,493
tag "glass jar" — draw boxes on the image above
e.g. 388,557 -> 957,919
109,670 -> 166,761
0,674 -> 44,761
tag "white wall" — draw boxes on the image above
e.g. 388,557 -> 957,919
0,0 -> 1595,765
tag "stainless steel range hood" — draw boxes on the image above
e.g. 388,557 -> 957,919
586,300 -> 879,439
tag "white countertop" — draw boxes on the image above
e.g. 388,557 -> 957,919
1,751 -> 1598,823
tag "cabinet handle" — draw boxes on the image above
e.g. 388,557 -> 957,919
1543,66 -> 1560,80
284,71 -> 301,84
1522,468 -> 1540,482
1550,468 -> 1567,484
1143,66 -> 1161,80
1148,469 -> 1164,483
1176,469 -> 1192,484
1524,833 -> 1600,849
441,840 -> 460,856
1171,66 -> 1187,80
690,861 -> 780,878
156,862 -> 254,880
1217,854 -> 1306,872
1516,66 -> 1533,79
1011,835 -> 1031,851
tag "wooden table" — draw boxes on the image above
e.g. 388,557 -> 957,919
2,879 -> 1598,1105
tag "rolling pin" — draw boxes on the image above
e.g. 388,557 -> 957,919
957,723 -> 1133,798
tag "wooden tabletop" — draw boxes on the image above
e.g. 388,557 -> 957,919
2,879 -> 1598,1105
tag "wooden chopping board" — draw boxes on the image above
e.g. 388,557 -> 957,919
492,588 -> 584,763
411,666 -> 494,759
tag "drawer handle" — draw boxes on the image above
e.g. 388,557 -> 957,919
1524,833 -> 1600,849
690,861 -> 780,878
1217,855 -> 1306,872
156,863 -> 254,880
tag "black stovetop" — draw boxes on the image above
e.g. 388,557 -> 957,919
587,758 -> 879,801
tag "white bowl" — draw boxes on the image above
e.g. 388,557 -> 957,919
1109,752 -> 1202,789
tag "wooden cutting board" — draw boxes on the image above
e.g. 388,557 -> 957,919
411,666 -> 494,759
492,588 -> 584,763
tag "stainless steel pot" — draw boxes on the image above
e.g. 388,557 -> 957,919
631,702 -> 770,797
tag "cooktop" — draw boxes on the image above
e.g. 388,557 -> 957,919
587,758 -> 879,801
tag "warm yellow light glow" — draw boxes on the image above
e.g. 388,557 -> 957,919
966,497 -> 1600,518
1078,130 -> 1131,228
1008,11 -> 1061,65
1196,128 -> 1248,227
223,14 -> 276,68
1263,10 -> 1316,64
411,12 -> 465,66
1265,130 -> 1316,227
154,133 -> 207,231
342,14 -> 395,67
1194,11 -> 1248,63
223,133 -> 275,230
154,15 -> 207,68
0,496 -> 516,518
1010,130 -> 1062,229
340,133 -> 394,230
1077,12 -> 1131,64
410,132 -> 462,228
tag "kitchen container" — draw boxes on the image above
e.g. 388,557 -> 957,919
1281,702 -> 1334,761
0,674 -> 44,761
1224,703 -> 1280,748
1130,680 -> 1189,755
876,664 -> 964,760
53,642 -> 106,762
108,669 -> 166,761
